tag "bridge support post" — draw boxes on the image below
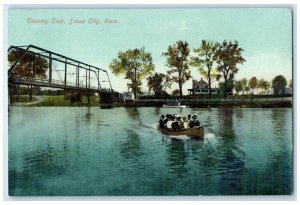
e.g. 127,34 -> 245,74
64,59 -> 67,86
99,92 -> 114,109
49,53 -> 52,84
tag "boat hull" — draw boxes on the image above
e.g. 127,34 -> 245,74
163,105 -> 188,108
158,126 -> 204,139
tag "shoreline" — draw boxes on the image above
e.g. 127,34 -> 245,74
9,95 -> 292,108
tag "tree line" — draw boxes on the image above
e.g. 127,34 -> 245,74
234,75 -> 292,95
109,40 -> 246,98
110,40 -> 292,98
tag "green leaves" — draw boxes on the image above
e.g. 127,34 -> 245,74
190,40 -> 220,98
272,75 -> 287,89
109,47 -> 155,96
147,72 -> 170,97
162,40 -> 191,96
8,49 -> 48,77
214,40 -> 246,97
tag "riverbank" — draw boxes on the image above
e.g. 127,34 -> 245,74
10,95 -> 292,108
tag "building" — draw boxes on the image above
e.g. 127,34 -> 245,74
123,92 -> 135,102
188,78 -> 219,95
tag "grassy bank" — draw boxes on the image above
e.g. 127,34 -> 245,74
10,95 -> 292,108
11,95 -> 100,107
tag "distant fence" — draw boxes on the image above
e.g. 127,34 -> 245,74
135,97 -> 292,103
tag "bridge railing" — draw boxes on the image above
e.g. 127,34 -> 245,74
9,74 -> 113,92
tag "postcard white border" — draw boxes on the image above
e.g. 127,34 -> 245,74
1,1 -> 299,204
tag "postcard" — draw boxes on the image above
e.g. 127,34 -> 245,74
6,7 -> 293,197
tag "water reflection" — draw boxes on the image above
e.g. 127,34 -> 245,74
266,109 -> 293,194
120,129 -> 142,160
166,139 -> 187,177
8,107 -> 293,196
154,107 -> 161,116
216,109 -> 246,195
125,107 -> 140,120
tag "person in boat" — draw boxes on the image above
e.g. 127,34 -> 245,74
177,116 -> 185,130
159,115 -> 165,128
187,114 -> 195,128
171,114 -> 180,131
192,115 -> 200,127
166,115 -> 174,129
164,114 -> 171,125
182,116 -> 188,129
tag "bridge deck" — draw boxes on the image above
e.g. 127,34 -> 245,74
9,75 -> 113,93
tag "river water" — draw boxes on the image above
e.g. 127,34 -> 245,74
8,107 -> 293,196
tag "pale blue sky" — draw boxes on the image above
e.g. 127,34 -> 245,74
8,8 -> 292,93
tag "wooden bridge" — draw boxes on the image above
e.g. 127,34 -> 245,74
8,45 -> 117,107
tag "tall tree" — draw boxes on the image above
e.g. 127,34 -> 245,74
272,75 -> 287,89
234,80 -> 243,95
214,40 -> 246,98
147,72 -> 171,97
219,76 -> 234,96
190,40 -> 219,98
258,78 -> 271,94
163,40 -> 191,97
240,78 -> 248,94
249,77 -> 258,94
8,49 -> 48,101
109,47 -> 155,98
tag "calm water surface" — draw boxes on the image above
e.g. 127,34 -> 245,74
8,107 -> 293,196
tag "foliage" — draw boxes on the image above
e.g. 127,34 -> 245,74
272,75 -> 287,89
219,76 -> 234,96
8,49 -> 48,77
109,47 -> 155,98
249,77 -> 258,93
214,40 -> 246,98
240,78 -> 248,94
190,40 -> 219,98
8,49 -> 49,101
163,40 -> 191,97
147,72 -> 171,97
258,78 -> 271,94
172,89 -> 180,96
234,80 -> 243,94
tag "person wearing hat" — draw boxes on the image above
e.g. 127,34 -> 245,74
177,116 -> 184,130
192,115 -> 200,127
159,115 -> 165,128
189,115 -> 195,128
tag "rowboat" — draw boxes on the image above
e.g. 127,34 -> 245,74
158,126 -> 204,139
163,104 -> 188,108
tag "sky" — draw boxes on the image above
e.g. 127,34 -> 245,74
7,8 -> 292,94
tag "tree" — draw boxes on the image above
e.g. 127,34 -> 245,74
8,49 -> 48,101
272,75 -> 287,89
147,72 -> 171,97
245,85 -> 250,94
190,40 -> 219,98
234,80 -> 243,95
172,89 -> 180,96
219,76 -> 234,96
258,78 -> 271,94
214,40 -> 246,98
163,40 -> 191,97
109,47 -> 155,98
240,78 -> 248,94
249,77 -> 258,94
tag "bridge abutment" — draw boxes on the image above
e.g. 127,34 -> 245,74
99,92 -> 114,109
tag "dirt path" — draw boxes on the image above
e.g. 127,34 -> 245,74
13,96 -> 44,106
